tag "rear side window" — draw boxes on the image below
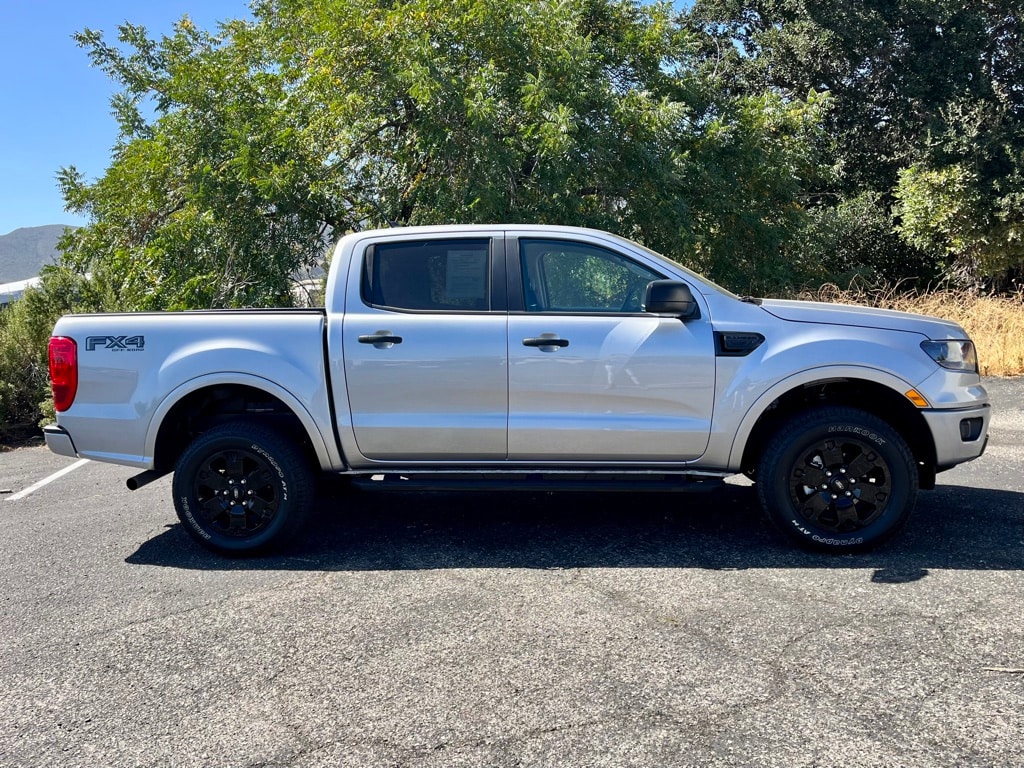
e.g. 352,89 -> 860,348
362,238 -> 491,311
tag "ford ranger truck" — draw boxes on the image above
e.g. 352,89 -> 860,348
44,225 -> 990,555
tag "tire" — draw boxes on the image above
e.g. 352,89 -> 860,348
756,406 -> 918,553
172,421 -> 314,556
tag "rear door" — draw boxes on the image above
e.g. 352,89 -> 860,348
341,233 -> 508,461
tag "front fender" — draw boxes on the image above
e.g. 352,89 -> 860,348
725,365 -> 918,470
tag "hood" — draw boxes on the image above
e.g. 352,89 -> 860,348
759,299 -> 968,340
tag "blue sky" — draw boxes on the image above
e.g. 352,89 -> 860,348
0,0 -> 252,235
1,0 -> 691,237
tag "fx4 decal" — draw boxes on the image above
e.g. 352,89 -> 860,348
86,335 -> 146,352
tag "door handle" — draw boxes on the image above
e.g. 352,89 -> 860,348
358,331 -> 403,349
523,335 -> 569,349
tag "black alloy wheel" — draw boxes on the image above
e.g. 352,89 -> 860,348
757,406 -> 918,552
173,421 -> 314,555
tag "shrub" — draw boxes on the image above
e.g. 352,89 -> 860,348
793,193 -> 940,290
800,284 -> 1024,377
0,266 -> 100,445
0,295 -> 51,442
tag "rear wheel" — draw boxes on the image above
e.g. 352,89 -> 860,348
172,421 -> 314,555
757,407 -> 918,552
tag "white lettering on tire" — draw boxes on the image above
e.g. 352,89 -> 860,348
790,518 -> 865,546
828,425 -> 886,445
252,443 -> 289,501
180,497 -> 211,539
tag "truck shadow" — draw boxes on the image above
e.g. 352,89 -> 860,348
126,482 -> 1024,577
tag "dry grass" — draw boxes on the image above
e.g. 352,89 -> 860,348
798,285 -> 1024,377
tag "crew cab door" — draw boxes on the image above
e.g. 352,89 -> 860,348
507,236 -> 715,461
340,233 -> 508,461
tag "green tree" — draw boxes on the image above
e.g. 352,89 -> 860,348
684,0 -> 1024,286
680,89 -> 830,292
894,99 -> 1024,287
59,17 -> 319,310
0,265 -> 103,441
0,298 -> 50,440
57,0 -> 827,308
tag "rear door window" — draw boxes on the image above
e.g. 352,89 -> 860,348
362,238 -> 492,311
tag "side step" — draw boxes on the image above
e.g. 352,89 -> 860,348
349,472 -> 727,494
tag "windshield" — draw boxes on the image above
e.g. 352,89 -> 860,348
618,236 -> 741,299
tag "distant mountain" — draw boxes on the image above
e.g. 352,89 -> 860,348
0,225 -> 75,283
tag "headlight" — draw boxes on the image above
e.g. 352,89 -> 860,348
921,340 -> 978,372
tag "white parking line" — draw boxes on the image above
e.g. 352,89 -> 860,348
6,459 -> 90,501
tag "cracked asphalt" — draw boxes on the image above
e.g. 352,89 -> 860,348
1,377 -> 1022,767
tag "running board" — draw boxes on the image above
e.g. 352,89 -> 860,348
349,472 -> 727,494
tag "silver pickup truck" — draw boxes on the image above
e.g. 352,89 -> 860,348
45,225 -> 989,554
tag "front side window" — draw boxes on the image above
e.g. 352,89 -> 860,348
520,239 -> 663,313
363,238 -> 490,311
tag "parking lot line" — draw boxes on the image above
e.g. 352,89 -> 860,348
6,458 -> 90,501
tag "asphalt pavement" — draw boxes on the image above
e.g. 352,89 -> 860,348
1,378 -> 1022,767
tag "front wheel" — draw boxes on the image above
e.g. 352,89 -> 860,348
172,421 -> 314,556
756,407 -> 918,552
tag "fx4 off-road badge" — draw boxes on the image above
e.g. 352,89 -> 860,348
85,335 -> 145,352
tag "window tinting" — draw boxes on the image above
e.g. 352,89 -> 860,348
363,239 -> 490,311
520,239 -> 663,313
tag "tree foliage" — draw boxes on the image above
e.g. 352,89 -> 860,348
0,265 -> 101,441
684,0 -> 1024,286
0,297 -> 50,440
54,0 -> 829,310
59,17 -> 318,310
36,0 -> 1024,306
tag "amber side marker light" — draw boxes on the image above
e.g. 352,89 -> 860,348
905,389 -> 929,408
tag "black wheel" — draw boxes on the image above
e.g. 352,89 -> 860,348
756,406 -> 918,552
172,421 -> 314,555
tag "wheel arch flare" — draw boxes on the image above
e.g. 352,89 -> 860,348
734,372 -> 938,489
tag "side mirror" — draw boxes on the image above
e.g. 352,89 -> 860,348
643,280 -> 700,319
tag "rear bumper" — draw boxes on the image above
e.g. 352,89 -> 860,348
922,404 -> 990,470
43,425 -> 79,459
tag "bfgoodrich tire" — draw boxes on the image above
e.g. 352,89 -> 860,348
756,406 -> 918,553
172,421 -> 314,556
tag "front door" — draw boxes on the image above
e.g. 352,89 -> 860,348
507,237 -> 715,462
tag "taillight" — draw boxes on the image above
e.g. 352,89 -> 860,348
48,336 -> 78,412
